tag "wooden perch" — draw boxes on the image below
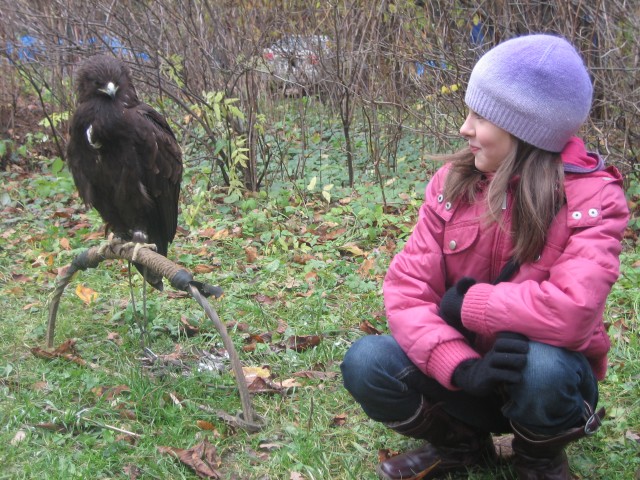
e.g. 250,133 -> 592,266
46,237 -> 264,432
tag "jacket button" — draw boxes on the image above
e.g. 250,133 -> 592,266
588,208 -> 599,217
437,194 -> 444,203
572,211 -> 582,220
449,240 -> 457,250
445,202 -> 452,210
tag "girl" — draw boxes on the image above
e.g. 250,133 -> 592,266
341,34 -> 629,480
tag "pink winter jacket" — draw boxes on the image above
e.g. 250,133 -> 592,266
383,137 -> 629,390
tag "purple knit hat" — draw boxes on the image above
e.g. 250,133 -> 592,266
465,34 -> 593,153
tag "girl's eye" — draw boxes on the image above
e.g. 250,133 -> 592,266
472,111 -> 484,120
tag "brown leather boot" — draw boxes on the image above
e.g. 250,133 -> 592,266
511,402 -> 605,480
377,398 -> 496,480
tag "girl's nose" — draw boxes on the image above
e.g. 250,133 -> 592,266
459,113 -> 474,138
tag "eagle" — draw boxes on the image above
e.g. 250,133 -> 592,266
67,54 -> 182,291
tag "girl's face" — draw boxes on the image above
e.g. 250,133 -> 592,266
460,110 -> 518,172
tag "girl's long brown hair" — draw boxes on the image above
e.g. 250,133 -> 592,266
441,141 -> 565,265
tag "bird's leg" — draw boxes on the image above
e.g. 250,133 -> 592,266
131,230 -> 153,349
122,231 -> 157,258
97,232 -> 119,256
126,261 -> 142,346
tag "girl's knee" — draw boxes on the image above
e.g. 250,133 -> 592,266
341,335 -> 406,396
505,342 -> 597,431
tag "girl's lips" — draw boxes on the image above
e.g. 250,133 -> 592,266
469,146 -> 480,153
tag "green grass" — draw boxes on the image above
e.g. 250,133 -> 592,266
1,161 -> 638,480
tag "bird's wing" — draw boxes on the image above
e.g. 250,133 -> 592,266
66,107 -> 100,207
127,103 -> 183,250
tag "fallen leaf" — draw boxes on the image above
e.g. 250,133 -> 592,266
318,226 -> 346,242
11,272 -> 31,283
123,464 -> 142,479
276,378 -> 302,389
6,286 -> 24,295
254,293 -> 276,305
493,434 -> 514,458
30,339 -> 87,367
276,319 -> 288,334
258,441 -> 283,451
211,228 -> 230,240
359,320 -> 383,335
31,253 -> 55,268
32,381 -> 49,391
158,437 -> 221,479
166,290 -> 190,299
75,283 -> 98,305
338,243 -> 366,256
34,422 -> 67,433
196,420 -> 218,432
242,366 -> 272,381
193,264 -> 216,274
285,335 -> 321,352
11,430 -> 27,445
292,253 -> 314,264
107,332 -> 123,345
304,271 -> 318,285
246,332 -> 272,345
246,376 -> 281,394
357,257 -> 375,278
626,430 -> 640,443
245,246 -> 258,263
92,384 -> 130,400
117,407 -> 137,420
59,237 -> 71,250
331,413 -> 347,426
179,316 -> 200,337
226,321 -> 250,332
290,472 -> 305,480
116,433 -> 138,445
169,392 -> 183,408
292,371 -> 337,380
378,448 -> 400,462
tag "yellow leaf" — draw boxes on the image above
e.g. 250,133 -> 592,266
242,366 -> 271,381
339,243 -> 366,257
75,284 -> 98,305
307,176 -> 317,191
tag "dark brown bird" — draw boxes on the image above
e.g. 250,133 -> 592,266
67,54 -> 182,290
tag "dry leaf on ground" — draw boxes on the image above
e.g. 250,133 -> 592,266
158,437 -> 221,479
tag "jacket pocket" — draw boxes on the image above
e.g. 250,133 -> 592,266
443,221 -> 480,255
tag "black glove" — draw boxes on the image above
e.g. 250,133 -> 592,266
452,332 -> 529,396
440,277 -> 476,334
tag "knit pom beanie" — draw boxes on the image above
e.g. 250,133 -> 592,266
465,34 -> 593,152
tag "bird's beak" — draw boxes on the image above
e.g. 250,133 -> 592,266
98,82 -> 118,98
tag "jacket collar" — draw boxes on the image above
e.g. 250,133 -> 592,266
561,136 -> 605,174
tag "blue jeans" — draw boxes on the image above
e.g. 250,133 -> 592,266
341,335 -> 598,435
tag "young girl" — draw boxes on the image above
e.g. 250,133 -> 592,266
341,34 -> 629,480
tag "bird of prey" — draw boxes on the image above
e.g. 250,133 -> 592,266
67,54 -> 182,291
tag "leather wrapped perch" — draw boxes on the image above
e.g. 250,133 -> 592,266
45,237 -> 262,432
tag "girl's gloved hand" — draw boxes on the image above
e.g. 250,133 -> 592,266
452,332 -> 529,396
439,277 -> 477,337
